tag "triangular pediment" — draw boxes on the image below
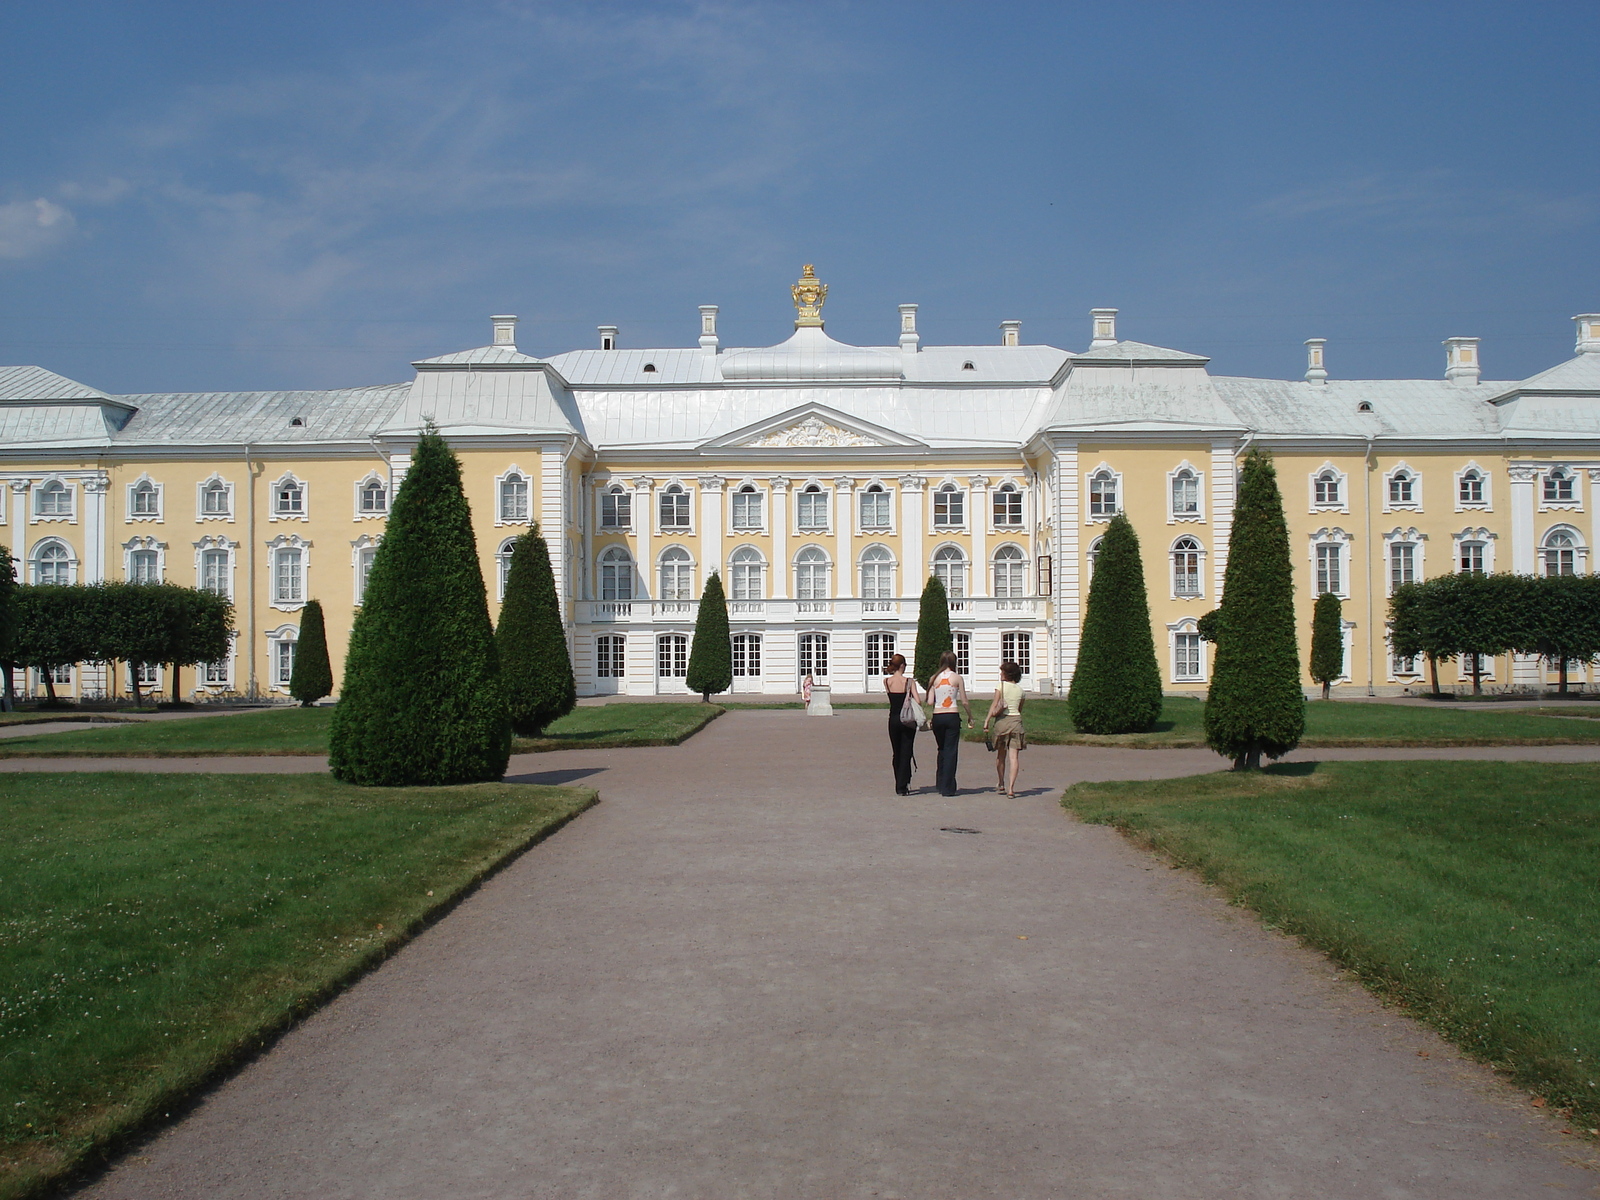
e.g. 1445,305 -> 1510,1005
702,404 -> 925,451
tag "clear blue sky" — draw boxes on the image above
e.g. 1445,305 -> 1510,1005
2,1 -> 1597,393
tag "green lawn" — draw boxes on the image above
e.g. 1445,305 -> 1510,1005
0,772 -> 594,1200
0,703 -> 722,758
967,696 -> 1600,747
1063,761 -> 1600,1131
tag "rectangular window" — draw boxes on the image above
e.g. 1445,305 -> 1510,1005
201,549 -> 230,598
993,487 -> 1022,526
1001,631 -> 1031,675
1174,633 -> 1202,680
865,631 -> 895,677
658,634 -> 688,678
132,485 -> 160,516
274,640 -> 295,685
130,549 -> 160,584
357,547 -> 376,601
46,663 -> 73,686
1315,544 -> 1342,596
1089,474 -> 1118,517
731,489 -> 763,530
1392,648 -> 1418,676
1544,471 -> 1576,503
1389,542 -> 1416,590
37,484 -> 71,516
732,633 -> 762,678
1173,546 -> 1201,597
953,631 -> 971,676
204,658 -> 230,686
797,489 -> 829,531
932,487 -> 964,528
1171,473 -> 1200,515
274,548 -> 303,603
601,490 -> 631,528
136,662 -> 160,687
1314,474 -> 1341,506
202,484 -> 230,517
659,489 -> 690,528
1460,473 -> 1484,505
1459,542 -> 1485,574
993,554 -> 1025,598
861,557 -> 893,599
798,632 -> 829,678
859,489 -> 891,528
596,634 -> 625,678
500,475 -> 530,522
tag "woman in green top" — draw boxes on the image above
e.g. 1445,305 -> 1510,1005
983,660 -> 1026,797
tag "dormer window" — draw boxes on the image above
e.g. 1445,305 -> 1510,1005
290,416 -> 304,427
1544,466 -> 1576,504
731,483 -> 763,530
1357,401 -> 1373,413
1314,469 -> 1342,507
643,363 -> 657,373
601,484 -> 631,528
962,361 -> 975,371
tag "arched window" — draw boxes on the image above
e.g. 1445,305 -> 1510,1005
1314,469 -> 1341,507
1172,537 -> 1202,597
932,545 -> 967,598
497,540 -> 517,599
993,544 -> 1026,597
131,479 -> 160,517
860,544 -> 895,599
659,483 -> 690,529
499,471 -> 530,522
729,545 -> 764,600
34,541 -> 71,584
601,484 -> 631,529
359,477 -> 387,514
1543,529 -> 1579,576
795,546 -> 830,600
1171,469 -> 1199,516
933,482 -> 965,528
1086,535 -> 1104,582
1544,467 -> 1576,504
1459,468 -> 1484,506
201,479 -> 230,517
992,483 -> 1022,527
1389,469 -> 1415,506
599,545 -> 634,601
273,476 -> 305,516
1088,470 -> 1118,517
731,483 -> 763,530
659,546 -> 693,599
36,480 -> 71,517
860,483 -> 891,529
356,542 -> 377,601
797,483 -> 828,531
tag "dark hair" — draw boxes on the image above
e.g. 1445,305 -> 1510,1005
1000,660 -> 1022,683
887,653 -> 907,672
938,650 -> 959,671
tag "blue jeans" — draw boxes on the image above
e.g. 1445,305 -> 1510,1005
931,713 -> 962,795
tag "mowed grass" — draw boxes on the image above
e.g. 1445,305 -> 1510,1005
968,696 -> 1600,747
0,703 -> 722,758
1063,761 -> 1600,1130
0,772 -> 594,1200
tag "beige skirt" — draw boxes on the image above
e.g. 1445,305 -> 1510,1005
992,713 -> 1025,750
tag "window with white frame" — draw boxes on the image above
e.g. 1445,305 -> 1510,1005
798,631 -> 829,677
860,545 -> 894,598
1315,542 -> 1343,596
731,484 -> 763,531
1088,469 -> 1118,518
129,548 -> 160,584
1086,535 -> 1104,582
932,545 -> 967,597
136,661 -> 160,687
729,546 -> 764,600
859,484 -> 891,529
1389,541 -> 1417,591
358,477 -> 387,514
659,484 -> 690,529
659,546 -> 693,600
795,546 -> 830,600
599,545 -> 634,601
993,544 -> 1026,597
33,541 -> 72,584
865,631 -> 895,677
1458,467 -> 1486,507
797,483 -> 829,531
1544,466 -> 1577,505
1391,640 -> 1420,676
130,479 -> 161,518
200,479 -> 231,518
1001,631 -> 1032,675
1543,528 -> 1580,576
953,631 -> 971,676
596,634 -> 625,678
496,539 -> 516,599
356,543 -> 377,601
732,632 -> 762,678
200,545 -> 231,597
35,480 -> 71,518
932,483 -> 965,528
992,483 -> 1022,527
274,636 -> 296,687
202,657 -> 230,687
601,486 -> 631,529
272,544 -> 304,604
43,663 -> 73,687
1313,469 -> 1342,508
658,633 -> 688,677
499,471 -> 530,523
273,476 -> 305,517
1459,539 -> 1486,574
1173,629 -> 1204,681
1387,467 -> 1418,508
1172,537 -> 1202,597
1170,468 -> 1200,517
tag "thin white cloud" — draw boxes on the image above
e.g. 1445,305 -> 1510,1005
0,198 -> 76,260
1254,170 -> 1598,236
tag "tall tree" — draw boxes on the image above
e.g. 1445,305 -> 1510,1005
913,574 -> 953,688
0,545 -> 15,711
685,570 -> 731,702
1067,513 -> 1163,733
1509,574 -> 1600,695
289,599 -> 334,706
329,428 -> 511,786
1308,592 -> 1344,701
11,586 -> 98,705
496,525 -> 577,732
1391,573 -> 1517,696
1204,449 -> 1304,769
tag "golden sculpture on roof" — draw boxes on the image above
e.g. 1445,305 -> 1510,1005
791,264 -> 828,328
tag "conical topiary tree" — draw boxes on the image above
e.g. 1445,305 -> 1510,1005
1204,449 -> 1304,769
329,428 -> 511,785
1066,513 -> 1163,733
685,570 -> 731,702
913,574 -> 953,687
0,544 -> 15,711
289,599 -> 334,707
496,525 -> 577,734
1308,592 -> 1343,701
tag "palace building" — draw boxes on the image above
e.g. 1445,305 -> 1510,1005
4,267 -> 1600,700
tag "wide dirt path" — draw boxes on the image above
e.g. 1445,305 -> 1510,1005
78,711 -> 1597,1198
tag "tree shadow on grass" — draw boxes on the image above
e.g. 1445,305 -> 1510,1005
1264,761 -> 1319,777
504,766 -> 607,786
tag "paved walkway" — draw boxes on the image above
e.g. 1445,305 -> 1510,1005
58,711 -> 1600,1198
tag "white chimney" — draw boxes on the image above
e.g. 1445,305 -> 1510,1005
1575,313 -> 1600,355
1000,319 -> 1021,347
1090,308 -> 1118,348
1304,337 -> 1327,385
491,315 -> 518,347
899,303 -> 920,353
1444,336 -> 1481,385
598,325 -> 618,351
699,305 -> 719,354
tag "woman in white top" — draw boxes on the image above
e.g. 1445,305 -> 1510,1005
927,649 -> 973,796
983,660 -> 1026,797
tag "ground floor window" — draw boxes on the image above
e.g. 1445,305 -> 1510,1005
1392,649 -> 1419,676
596,634 -> 625,678
732,633 -> 762,677
273,639 -> 295,687
203,658 -> 231,687
1173,633 -> 1202,681
865,631 -> 896,677
136,662 -> 160,687
40,664 -> 73,687
953,631 -> 971,676
1000,632 -> 1031,675
799,632 -> 829,678
658,634 -> 688,678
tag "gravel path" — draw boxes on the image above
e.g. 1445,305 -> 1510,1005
62,710 -> 1600,1198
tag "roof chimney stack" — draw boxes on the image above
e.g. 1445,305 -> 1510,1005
1444,336 -> 1481,386
1000,319 -> 1021,347
1304,338 -> 1327,385
899,304 -> 920,353
598,325 -> 618,351
1575,313 -> 1600,355
1089,308 -> 1118,349
699,306 -> 719,354
491,315 -> 518,347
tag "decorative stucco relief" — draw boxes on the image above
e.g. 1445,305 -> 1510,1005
747,415 -> 879,448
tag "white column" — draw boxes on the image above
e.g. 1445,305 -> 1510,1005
1589,470 -> 1600,575
1052,442 -> 1081,689
1509,465 -> 1537,575
1210,442 -> 1236,599
81,472 -> 110,584
698,476 -> 725,588
633,478 -> 654,599
580,475 -> 594,601
833,477 -> 854,598
770,477 -> 790,598
899,475 -> 926,597
539,445 -> 568,619
968,476 -> 990,596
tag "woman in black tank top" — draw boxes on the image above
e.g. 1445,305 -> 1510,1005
884,653 -> 920,795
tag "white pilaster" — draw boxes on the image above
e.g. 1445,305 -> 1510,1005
1590,470 -> 1600,573
539,446 -> 568,618
81,472 -> 110,584
1210,442 -> 1236,599
770,477 -> 790,599
1509,465 -> 1537,574
833,477 -> 854,598
900,476 -> 927,596
633,477 -> 654,599
968,475 -> 990,596
699,476 -> 725,588
1052,442 -> 1081,689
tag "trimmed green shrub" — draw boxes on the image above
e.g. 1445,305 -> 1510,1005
1309,592 -> 1344,700
1067,513 -> 1163,733
0,543 -> 13,709
685,570 -> 731,701
289,599 -> 334,707
1509,574 -> 1600,695
11,585 -> 94,705
1204,449 -> 1304,768
913,574 -> 953,687
1196,607 -> 1220,645
496,525 -> 577,733
329,428 -> 511,785
1392,572 -> 1520,695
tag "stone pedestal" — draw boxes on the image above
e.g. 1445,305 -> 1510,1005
806,685 -> 833,716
